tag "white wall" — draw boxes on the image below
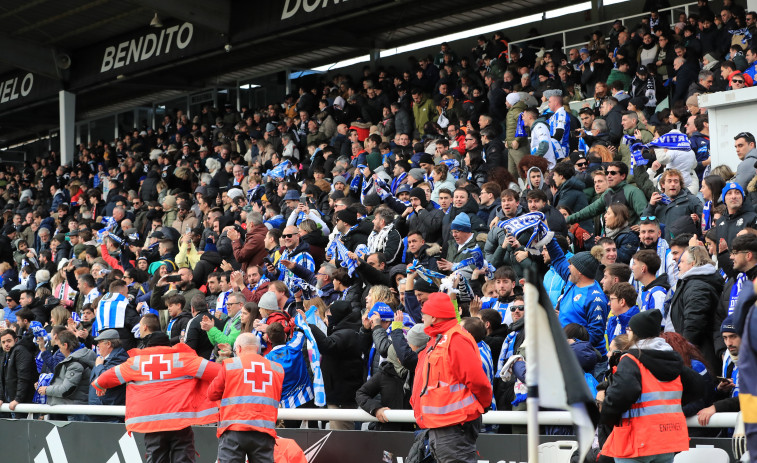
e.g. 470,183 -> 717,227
698,86 -> 757,173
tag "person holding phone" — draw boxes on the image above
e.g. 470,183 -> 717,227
696,316 -> 741,426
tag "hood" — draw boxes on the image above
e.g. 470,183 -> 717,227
331,306 -> 361,333
681,263 -> 725,293
69,347 -> 97,368
452,196 -> 480,215
303,230 -> 329,247
570,340 -> 601,373
328,300 -> 353,326
289,239 -> 312,256
644,273 -> 671,292
626,338 -> 683,382
526,166 -> 543,189
200,250 -> 222,266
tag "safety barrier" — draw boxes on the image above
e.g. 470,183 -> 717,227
0,403 -> 738,428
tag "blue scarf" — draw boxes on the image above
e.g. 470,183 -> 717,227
390,172 -> 407,195
729,273 -> 747,315
515,113 -> 526,138
702,200 -> 712,233
496,212 -> 548,249
648,133 -> 691,151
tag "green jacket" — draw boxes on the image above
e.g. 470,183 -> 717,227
412,96 -> 437,136
567,180 -> 648,225
366,150 -> 382,171
505,100 -> 528,144
606,69 -> 632,91
207,309 -> 243,346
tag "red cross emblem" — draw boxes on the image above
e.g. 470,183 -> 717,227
141,354 -> 171,380
244,362 -> 272,393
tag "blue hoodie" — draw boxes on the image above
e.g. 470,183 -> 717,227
605,305 -> 640,348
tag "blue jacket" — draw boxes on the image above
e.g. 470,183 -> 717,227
88,346 -> 129,406
606,305 -> 640,348
547,240 -> 609,355
265,329 -> 314,408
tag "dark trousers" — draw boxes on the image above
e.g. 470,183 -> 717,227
217,430 -> 275,463
283,399 -> 319,429
143,427 -> 196,463
428,416 -> 482,463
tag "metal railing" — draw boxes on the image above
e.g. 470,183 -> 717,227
509,2 -> 696,59
0,403 -> 738,428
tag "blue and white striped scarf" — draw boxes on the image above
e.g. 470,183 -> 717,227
515,113 -> 527,138
496,212 -> 549,250
451,246 -> 485,272
97,216 -> 117,243
326,237 -> 358,276
294,313 -> 326,407
390,172 -> 407,195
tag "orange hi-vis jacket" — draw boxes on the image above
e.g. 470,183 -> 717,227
603,354 -> 690,458
411,323 -> 491,429
207,352 -> 284,438
92,343 -> 222,433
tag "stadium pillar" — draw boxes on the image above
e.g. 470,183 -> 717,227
370,48 -> 381,68
592,0 -> 603,21
59,90 -> 76,166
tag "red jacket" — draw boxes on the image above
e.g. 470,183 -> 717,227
411,319 -> 492,428
232,223 -> 269,271
207,352 -> 284,438
92,343 -> 222,433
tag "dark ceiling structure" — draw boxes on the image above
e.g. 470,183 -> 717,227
0,0 -> 604,148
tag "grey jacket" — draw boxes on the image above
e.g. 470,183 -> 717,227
46,347 -> 97,406
734,147 -> 757,190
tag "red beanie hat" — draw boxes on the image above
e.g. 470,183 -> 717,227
421,293 -> 457,319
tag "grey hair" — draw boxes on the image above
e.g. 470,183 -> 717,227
320,262 -> 336,278
248,212 -> 264,226
234,332 -> 260,351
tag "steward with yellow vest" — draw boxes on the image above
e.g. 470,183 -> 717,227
410,292 -> 492,463
92,332 -> 222,463
207,332 -> 284,463
600,309 -> 702,461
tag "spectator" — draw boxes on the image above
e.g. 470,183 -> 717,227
87,330 -> 129,421
38,330 -> 96,420
0,328 -> 36,414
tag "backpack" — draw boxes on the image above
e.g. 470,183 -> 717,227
406,429 -> 436,463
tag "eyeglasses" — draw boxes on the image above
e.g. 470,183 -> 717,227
731,250 -> 750,255
281,234 -> 294,239
575,162 -> 587,167
510,305 -> 524,312
606,170 -> 621,176
227,302 -> 242,306
465,138 -> 474,141
608,296 -> 618,301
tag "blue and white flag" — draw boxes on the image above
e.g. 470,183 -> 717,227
515,113 -> 527,138
328,238 -> 358,276
630,143 -> 649,167
441,158 -> 461,179
496,212 -> 545,246
294,313 -> 326,407
33,373 -> 54,404
355,244 -> 370,259
452,246 -> 485,271
97,216 -> 117,243
647,133 -> 691,151
263,160 -> 293,180
729,28 -> 752,45
408,259 -> 447,284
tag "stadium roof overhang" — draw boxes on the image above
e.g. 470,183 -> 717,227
0,0 -> 588,148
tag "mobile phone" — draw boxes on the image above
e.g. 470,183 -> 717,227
165,275 -> 182,283
715,376 -> 729,383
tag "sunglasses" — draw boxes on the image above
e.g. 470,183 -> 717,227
732,79 -> 745,84
606,170 -> 620,176
281,233 -> 295,239
510,305 -> 525,312
576,162 -> 587,167
736,131 -> 756,144
640,216 -> 657,221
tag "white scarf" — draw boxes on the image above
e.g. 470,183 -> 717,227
368,224 -> 393,253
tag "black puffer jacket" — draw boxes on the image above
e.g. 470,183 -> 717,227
0,343 -> 36,403
310,301 -> 363,406
355,360 -> 413,431
712,202 -> 757,245
667,264 -> 724,369
341,219 -> 371,252
601,341 -> 703,426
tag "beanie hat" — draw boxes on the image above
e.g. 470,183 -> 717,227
569,251 -> 600,280
409,187 -> 428,208
506,93 -> 521,106
418,154 -> 434,166
450,213 -> 472,233
543,89 -> 562,99
406,323 -> 431,348
414,277 -> 439,294
628,309 -> 662,339
258,292 -> 282,312
421,292 -> 457,319
408,168 -> 425,181
337,208 -> 359,226
7,289 -> 21,304
367,302 -> 394,321
720,181 -> 745,202
721,315 -> 737,334
363,193 -> 381,207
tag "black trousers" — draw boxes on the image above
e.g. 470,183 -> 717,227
217,430 -> 275,463
143,427 -> 196,463
428,417 -> 482,463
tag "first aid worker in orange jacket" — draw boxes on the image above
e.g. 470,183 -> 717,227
92,332 -> 222,463
600,309 -> 702,463
208,332 -> 284,463
410,292 -> 492,463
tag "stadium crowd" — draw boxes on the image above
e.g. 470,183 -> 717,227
1,0 -> 756,461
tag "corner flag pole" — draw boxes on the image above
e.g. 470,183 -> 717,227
524,275 -> 539,462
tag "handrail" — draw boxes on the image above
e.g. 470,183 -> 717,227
0,403 -> 738,428
509,2 -> 696,57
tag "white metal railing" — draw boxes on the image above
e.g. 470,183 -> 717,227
0,404 -> 738,428
509,2 -> 696,59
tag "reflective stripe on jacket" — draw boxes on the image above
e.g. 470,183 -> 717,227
413,324 -> 486,428
602,354 -> 689,458
92,343 -> 222,433
207,353 -> 284,438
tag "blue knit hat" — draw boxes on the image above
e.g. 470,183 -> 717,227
367,302 -> 394,321
450,213 -> 472,233
721,315 -> 737,334
720,182 -> 745,202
